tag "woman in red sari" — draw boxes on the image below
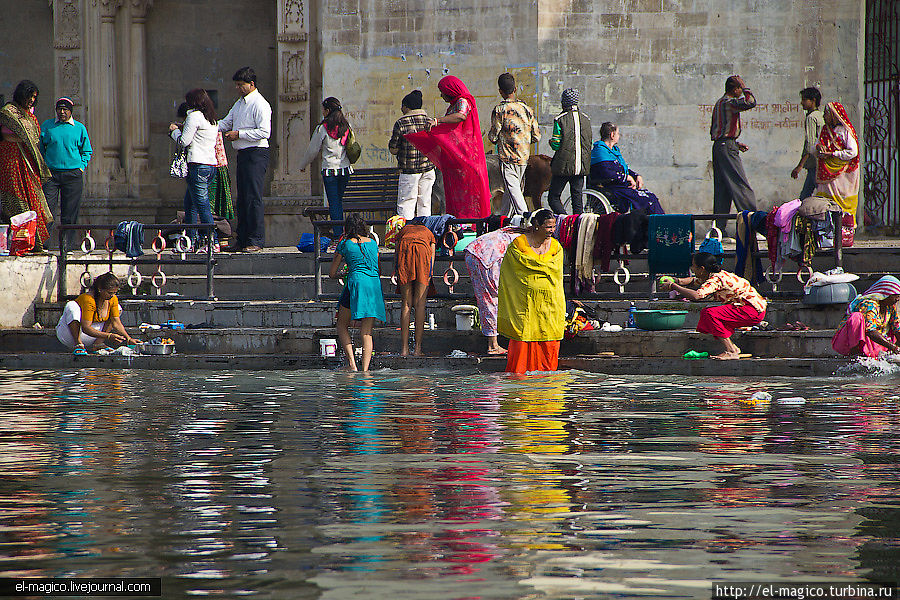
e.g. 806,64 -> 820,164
0,80 -> 52,252
405,76 -> 491,219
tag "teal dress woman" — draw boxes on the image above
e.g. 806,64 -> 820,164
330,214 -> 385,371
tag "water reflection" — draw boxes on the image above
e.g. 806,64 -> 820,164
0,369 -> 898,598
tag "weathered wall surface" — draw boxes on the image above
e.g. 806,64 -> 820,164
0,3 -> 55,120
322,0 -> 863,218
145,0 -> 277,201
319,0 -> 538,168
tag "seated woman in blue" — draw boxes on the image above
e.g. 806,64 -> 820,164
589,121 -> 664,214
329,214 -> 386,371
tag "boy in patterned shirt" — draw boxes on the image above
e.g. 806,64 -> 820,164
389,90 -> 435,219
488,73 -> 541,216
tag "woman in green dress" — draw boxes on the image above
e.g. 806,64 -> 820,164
329,214 -> 386,371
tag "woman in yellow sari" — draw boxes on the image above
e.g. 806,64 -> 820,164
497,209 -> 566,373
813,101 -> 859,226
0,80 -> 53,251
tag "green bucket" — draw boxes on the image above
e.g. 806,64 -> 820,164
633,309 -> 688,330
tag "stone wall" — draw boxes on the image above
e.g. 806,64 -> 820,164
0,3 -> 55,119
145,0 -> 278,203
322,0 -> 864,219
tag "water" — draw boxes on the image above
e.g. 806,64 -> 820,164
2,368 -> 899,599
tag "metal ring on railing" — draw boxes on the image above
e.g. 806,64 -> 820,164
174,235 -> 192,254
105,234 -> 115,253
612,264 -> 631,287
151,270 -> 167,290
705,226 -> 723,241
764,267 -> 783,284
443,265 -> 459,290
390,273 -> 398,286
796,265 -> 814,283
441,230 -> 458,253
151,234 -> 166,254
80,270 -> 93,290
80,233 -> 96,254
368,227 -> 380,246
127,270 -> 143,289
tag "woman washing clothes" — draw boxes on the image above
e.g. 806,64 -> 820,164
497,209 -> 566,373
56,272 -> 139,353
662,252 -> 767,360
329,214 -> 385,372
393,220 -> 436,357
832,275 -> 900,358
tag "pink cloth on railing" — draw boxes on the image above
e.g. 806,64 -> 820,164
774,198 -> 801,251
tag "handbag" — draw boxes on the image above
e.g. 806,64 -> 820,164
345,128 -> 362,164
169,141 -> 188,178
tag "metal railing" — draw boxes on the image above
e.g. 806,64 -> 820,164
309,211 -> 844,300
312,217 -> 491,299
57,223 -> 217,300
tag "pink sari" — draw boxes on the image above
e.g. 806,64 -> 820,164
405,76 -> 491,218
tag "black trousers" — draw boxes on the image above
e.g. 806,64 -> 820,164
42,168 -> 83,251
235,147 -> 269,248
712,139 -> 757,231
547,174 -> 585,215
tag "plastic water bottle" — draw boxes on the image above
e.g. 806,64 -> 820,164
626,302 -> 636,328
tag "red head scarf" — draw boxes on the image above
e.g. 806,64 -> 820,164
404,76 -> 491,219
816,102 -> 859,183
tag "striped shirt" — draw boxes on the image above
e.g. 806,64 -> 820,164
710,90 -> 756,141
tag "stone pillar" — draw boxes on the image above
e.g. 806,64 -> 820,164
50,0 -> 84,109
122,0 -> 154,198
84,0 -> 125,197
271,0 -> 313,198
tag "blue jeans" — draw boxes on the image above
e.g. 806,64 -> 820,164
799,166 -> 816,200
323,172 -> 349,237
184,163 -> 217,244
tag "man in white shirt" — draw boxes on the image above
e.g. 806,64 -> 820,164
219,66 -> 271,252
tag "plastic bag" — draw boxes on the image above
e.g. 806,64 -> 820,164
840,213 -> 854,247
9,210 -> 37,256
296,232 -> 330,253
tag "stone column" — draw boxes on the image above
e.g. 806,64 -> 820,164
84,0 -> 125,197
271,0 -> 313,198
122,0 -> 154,198
50,0 -> 84,109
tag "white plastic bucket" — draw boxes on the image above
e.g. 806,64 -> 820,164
0,225 -> 8,255
319,338 -> 337,357
455,312 -> 474,331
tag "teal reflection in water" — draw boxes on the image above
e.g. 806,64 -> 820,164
0,369 -> 898,599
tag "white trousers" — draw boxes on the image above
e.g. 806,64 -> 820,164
56,300 -> 100,349
499,161 -> 528,216
397,170 -> 436,219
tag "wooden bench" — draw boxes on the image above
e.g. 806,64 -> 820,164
303,167 -> 399,222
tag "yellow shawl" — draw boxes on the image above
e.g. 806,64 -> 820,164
497,234 -> 566,342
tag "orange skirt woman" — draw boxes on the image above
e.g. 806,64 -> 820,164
497,210 -> 565,373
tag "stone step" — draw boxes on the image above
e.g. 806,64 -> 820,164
34,297 -> 852,330
2,325 -> 842,359
0,352 -> 851,378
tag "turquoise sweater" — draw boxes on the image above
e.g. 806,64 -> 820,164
40,119 -> 92,171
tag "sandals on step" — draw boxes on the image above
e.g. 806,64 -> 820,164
73,347 -> 88,355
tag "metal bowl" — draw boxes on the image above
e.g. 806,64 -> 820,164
141,343 -> 175,355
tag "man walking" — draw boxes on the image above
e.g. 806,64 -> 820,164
548,89 -> 591,215
219,66 -> 271,252
791,86 -> 824,200
388,90 -> 435,218
488,72 -> 540,216
710,75 -> 757,230
40,97 -> 92,252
